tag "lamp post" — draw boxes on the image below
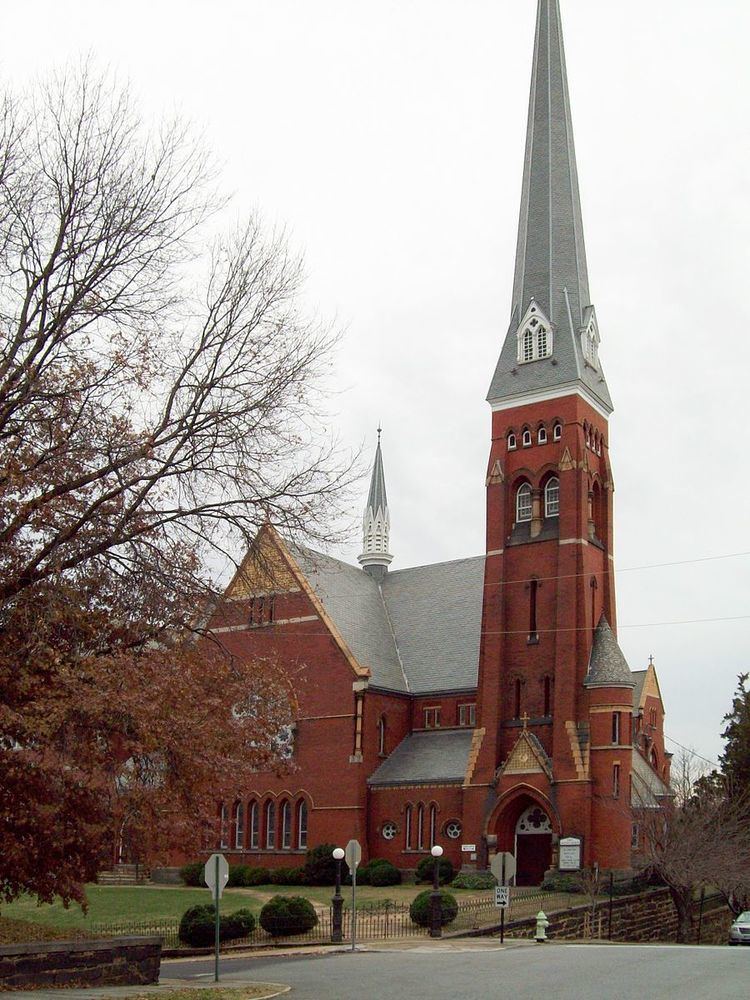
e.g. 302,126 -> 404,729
331,847 -> 345,943
430,845 -> 444,939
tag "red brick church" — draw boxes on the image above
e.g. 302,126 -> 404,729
206,0 -> 672,885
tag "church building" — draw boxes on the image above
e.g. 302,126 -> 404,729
206,0 -> 672,885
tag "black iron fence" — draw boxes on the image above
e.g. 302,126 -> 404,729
88,887 -> 580,950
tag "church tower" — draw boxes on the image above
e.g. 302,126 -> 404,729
464,0 -> 634,881
358,429 -> 393,582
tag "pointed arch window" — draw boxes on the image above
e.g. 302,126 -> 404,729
544,477 -> 560,518
514,678 -> 522,719
517,302 -> 553,363
234,802 -> 244,850
516,484 -> 532,523
297,800 -> 308,849
508,433 -> 517,451
378,716 -> 386,756
265,801 -> 276,849
522,428 -> 532,448
405,805 -> 413,850
553,423 -> 562,442
416,804 -> 425,851
280,800 -> 292,849
429,805 -> 437,848
249,801 -> 260,849
538,426 -> 547,445
219,803 -> 229,849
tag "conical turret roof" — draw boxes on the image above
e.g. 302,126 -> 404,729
585,617 -> 636,689
366,431 -> 388,515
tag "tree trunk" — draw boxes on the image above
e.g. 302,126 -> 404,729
669,887 -> 694,943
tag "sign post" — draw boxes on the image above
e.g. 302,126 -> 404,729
204,853 -> 229,982
490,851 -> 516,944
344,839 -> 362,953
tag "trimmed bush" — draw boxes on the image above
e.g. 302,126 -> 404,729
241,866 -> 271,887
259,895 -> 319,937
451,872 -> 497,890
227,864 -> 251,888
180,861 -> 204,887
367,861 -> 401,886
540,873 -> 583,894
409,889 -> 458,928
415,856 -> 455,885
269,867 -> 306,886
302,843 -> 338,886
178,904 -> 257,947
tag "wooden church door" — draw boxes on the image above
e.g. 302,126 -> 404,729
515,806 -> 553,886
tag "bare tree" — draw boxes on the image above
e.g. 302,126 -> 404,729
0,66 -> 355,907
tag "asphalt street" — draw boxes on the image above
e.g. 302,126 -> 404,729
164,942 -> 750,1000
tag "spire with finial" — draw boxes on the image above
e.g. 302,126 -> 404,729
358,428 -> 393,582
487,0 -> 612,415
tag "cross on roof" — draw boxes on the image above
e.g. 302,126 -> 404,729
649,655 -> 654,666
521,712 -> 530,731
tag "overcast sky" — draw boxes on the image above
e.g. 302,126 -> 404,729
4,0 -> 748,767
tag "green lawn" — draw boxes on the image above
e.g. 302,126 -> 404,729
0,883 -> 493,930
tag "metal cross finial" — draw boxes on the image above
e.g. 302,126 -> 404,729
521,712 -> 530,731
649,655 -> 654,667
377,424 -> 382,444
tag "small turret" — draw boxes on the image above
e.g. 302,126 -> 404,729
358,428 -> 393,583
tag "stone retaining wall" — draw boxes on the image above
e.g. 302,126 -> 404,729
500,888 -> 731,944
0,936 -> 161,990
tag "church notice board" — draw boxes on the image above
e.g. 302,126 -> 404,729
558,837 -> 582,872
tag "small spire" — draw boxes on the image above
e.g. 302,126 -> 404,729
358,429 -> 393,582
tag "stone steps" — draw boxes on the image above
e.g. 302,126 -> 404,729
97,864 -> 150,886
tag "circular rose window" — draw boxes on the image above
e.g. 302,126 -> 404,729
382,822 -> 397,840
445,820 -> 462,840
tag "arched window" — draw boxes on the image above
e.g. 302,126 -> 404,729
378,716 -> 386,756
297,800 -> 308,849
508,433 -> 517,451
522,428 -> 532,448
429,805 -> 437,848
517,303 -> 553,363
544,477 -> 560,518
416,804 -> 425,850
553,423 -> 562,442
405,805 -> 413,850
280,799 -> 292,849
234,801 -> 244,850
265,801 -> 276,850
219,803 -> 229,849
523,327 -> 534,362
516,484 -> 532,523
538,426 -> 547,445
249,800 -> 260,849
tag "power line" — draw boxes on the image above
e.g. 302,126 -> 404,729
663,734 -> 720,770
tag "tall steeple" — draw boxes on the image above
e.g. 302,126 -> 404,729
358,428 -> 393,582
487,0 -> 612,415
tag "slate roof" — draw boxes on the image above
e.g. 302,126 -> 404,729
368,729 -> 474,787
292,547 -> 485,695
631,749 -> 672,808
631,669 -> 647,708
487,0 -> 612,413
584,618 -> 636,690
366,437 -> 388,514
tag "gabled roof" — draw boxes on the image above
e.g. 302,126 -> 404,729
631,663 -> 665,711
368,729 -> 474,787
584,617 -> 636,690
631,749 -> 673,808
292,547 -> 485,695
487,0 -> 612,413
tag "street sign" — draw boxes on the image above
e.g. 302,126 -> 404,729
204,853 -> 229,898
490,851 -> 516,886
495,886 -> 510,909
461,844 -> 477,853
345,839 -> 362,873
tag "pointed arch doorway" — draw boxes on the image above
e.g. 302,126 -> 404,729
514,805 -> 553,886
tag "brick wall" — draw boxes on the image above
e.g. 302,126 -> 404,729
0,936 -> 161,990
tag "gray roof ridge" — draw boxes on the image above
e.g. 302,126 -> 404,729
377,582 -> 410,694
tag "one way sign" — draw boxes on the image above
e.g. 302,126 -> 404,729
495,886 -> 510,909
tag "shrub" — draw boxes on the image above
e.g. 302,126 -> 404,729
302,843 -> 338,886
368,861 -> 401,886
180,862 -> 205,887
540,873 -> 583,894
269,867 -> 306,886
242,866 -> 271,887
259,895 -> 319,937
409,889 -> 458,928
227,864 -> 251,888
178,904 -> 257,947
451,872 -> 497,890
415,856 -> 455,885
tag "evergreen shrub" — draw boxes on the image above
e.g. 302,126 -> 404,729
409,889 -> 458,928
269,867 -> 306,886
415,857 -> 455,885
259,895 -> 319,937
242,866 -> 271,887
451,872 -> 497,890
227,864 -> 250,887
367,860 -> 401,886
180,862 -> 204,887
178,904 -> 256,947
302,843 -> 338,885
540,874 -> 583,894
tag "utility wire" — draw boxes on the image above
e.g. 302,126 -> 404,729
663,734 -> 720,770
